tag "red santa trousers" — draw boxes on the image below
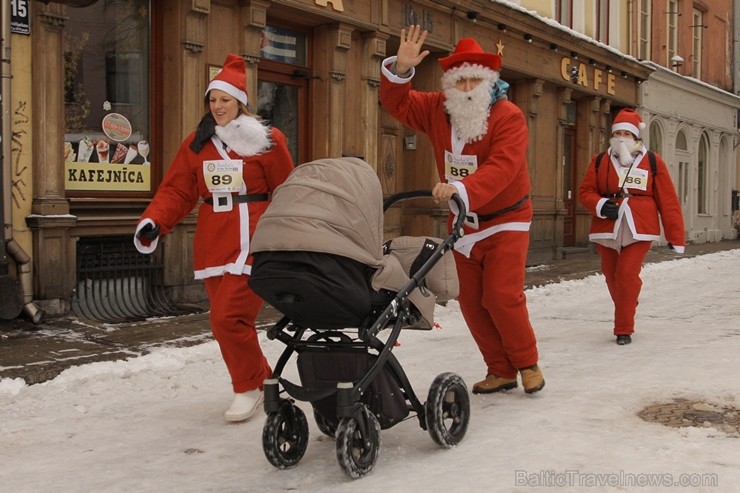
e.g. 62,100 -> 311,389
596,241 -> 652,335
453,230 -> 539,379
203,273 -> 272,393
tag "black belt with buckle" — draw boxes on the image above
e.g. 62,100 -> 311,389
602,192 -> 633,198
476,195 -> 529,222
204,193 -> 269,206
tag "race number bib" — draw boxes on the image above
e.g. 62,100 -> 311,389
444,151 -> 478,182
618,167 -> 649,191
203,160 -> 244,193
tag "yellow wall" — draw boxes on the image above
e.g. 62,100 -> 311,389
10,33 -> 33,257
521,0 -> 554,18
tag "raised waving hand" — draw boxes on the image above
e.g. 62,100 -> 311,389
395,25 -> 430,75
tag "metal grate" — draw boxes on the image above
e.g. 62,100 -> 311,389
72,236 -> 202,322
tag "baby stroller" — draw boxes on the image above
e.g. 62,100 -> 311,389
248,157 -> 470,479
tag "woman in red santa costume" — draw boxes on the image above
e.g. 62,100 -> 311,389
133,54 -> 295,421
380,26 -> 545,395
579,108 -> 685,345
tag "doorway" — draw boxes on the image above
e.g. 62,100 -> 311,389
257,62 -> 308,166
562,127 -> 576,246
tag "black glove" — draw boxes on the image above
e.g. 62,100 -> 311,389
137,223 -> 160,241
600,200 -> 619,219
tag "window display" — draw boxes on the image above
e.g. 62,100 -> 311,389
63,0 -> 151,192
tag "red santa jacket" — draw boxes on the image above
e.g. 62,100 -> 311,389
380,59 -> 532,249
135,123 -> 294,279
578,147 -> 685,252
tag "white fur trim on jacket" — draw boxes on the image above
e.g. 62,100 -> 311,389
214,114 -> 272,157
381,56 -> 416,83
133,218 -> 158,254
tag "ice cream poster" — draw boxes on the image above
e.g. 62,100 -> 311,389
64,112 -> 152,191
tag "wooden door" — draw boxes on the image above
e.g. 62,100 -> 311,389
562,128 -> 576,246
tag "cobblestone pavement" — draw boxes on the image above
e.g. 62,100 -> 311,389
2,240 -> 738,386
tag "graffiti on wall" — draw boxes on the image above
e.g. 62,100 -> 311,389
11,100 -> 29,208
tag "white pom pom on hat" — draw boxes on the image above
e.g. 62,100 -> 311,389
611,108 -> 646,137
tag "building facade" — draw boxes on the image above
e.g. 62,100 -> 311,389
520,0 -> 740,245
1,0 -> 700,321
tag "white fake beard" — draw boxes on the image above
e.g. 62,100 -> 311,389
444,81 -> 494,143
610,137 -> 640,167
215,114 -> 271,157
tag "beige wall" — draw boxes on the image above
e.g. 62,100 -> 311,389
10,32 -> 34,270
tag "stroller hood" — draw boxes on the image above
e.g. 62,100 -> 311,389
251,157 -> 384,267
251,157 -> 437,328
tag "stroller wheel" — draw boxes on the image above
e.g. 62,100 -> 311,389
335,405 -> 381,479
262,400 -> 309,469
425,372 -> 470,447
314,409 -> 338,438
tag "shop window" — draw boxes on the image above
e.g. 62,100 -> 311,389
63,0 -> 152,194
105,52 -> 144,106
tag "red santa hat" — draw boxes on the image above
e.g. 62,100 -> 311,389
611,109 -> 646,138
438,38 -> 502,72
206,54 -> 248,106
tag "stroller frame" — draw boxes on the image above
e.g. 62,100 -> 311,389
260,191 -> 470,479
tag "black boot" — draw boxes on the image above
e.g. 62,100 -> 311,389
616,334 -> 632,345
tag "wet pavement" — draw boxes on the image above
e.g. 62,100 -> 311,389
2,239 -> 738,386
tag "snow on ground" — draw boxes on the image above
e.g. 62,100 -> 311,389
2,249 -> 739,492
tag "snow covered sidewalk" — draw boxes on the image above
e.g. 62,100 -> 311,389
2,249 -> 739,492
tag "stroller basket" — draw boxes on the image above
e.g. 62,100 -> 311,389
297,347 -> 409,431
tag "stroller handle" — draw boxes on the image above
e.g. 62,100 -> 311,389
383,190 -> 467,234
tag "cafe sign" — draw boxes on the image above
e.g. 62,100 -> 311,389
560,57 -> 617,96
65,163 -> 151,191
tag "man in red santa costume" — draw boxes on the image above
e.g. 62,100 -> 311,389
134,54 -> 295,421
579,108 -> 685,345
380,26 -> 545,395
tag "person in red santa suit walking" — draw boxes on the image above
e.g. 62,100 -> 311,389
380,26 -> 545,395
579,108 -> 685,345
133,54 -> 295,421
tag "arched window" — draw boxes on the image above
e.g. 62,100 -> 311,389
648,120 -> 662,154
697,133 -> 709,214
676,130 -> 689,208
676,130 -> 688,151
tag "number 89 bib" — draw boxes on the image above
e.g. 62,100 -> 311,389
203,159 -> 244,193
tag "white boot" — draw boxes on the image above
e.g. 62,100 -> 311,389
224,389 -> 264,422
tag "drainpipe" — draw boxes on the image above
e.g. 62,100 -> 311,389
735,2 -> 740,95
1,1 -> 42,323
